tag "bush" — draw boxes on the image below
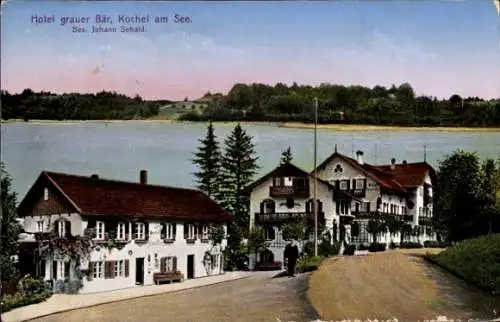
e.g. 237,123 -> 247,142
343,244 -> 356,255
423,240 -> 448,248
400,242 -> 423,249
296,256 -> 324,273
1,276 -> 52,313
369,243 -> 387,252
319,241 -> 341,257
357,244 -> 370,251
302,241 -> 314,257
427,234 -> 500,295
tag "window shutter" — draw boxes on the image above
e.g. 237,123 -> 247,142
160,257 -> 166,273
110,261 -> 116,278
104,262 -> 110,279
145,222 -> 150,240
172,257 -> 177,272
346,180 -> 350,190
52,261 -> 57,280
172,223 -> 177,238
269,228 -> 275,240
363,179 -> 367,189
335,180 -> 340,190
336,199 -> 340,214
124,260 -> 129,277
161,224 -> 166,239
88,262 -> 94,281
64,261 -> 70,279
133,222 -> 138,239
260,202 -> 264,213
184,223 -> 188,239
65,220 -> 71,238
40,260 -> 46,279
352,179 -> 356,190
197,224 -> 202,239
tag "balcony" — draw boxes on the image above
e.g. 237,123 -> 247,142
353,211 -> 413,222
424,195 -> 433,205
255,212 -> 324,224
351,189 -> 366,198
418,217 -> 433,225
269,185 -> 309,198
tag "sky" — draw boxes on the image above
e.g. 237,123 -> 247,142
1,0 -> 499,101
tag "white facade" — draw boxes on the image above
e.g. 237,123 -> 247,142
248,171 -> 337,269
23,214 -> 227,294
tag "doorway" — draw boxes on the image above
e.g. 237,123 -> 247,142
187,254 -> 195,279
135,257 -> 144,285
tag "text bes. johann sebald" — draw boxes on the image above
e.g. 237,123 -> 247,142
31,14 -> 192,33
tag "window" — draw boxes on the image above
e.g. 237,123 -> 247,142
117,222 -> 126,240
262,200 -> 275,214
43,188 -> 49,201
114,260 -> 125,277
136,223 -> 146,240
55,261 -> 68,280
339,180 -> 349,190
264,226 -> 275,240
37,220 -> 44,232
202,225 -> 209,239
161,257 -> 176,272
273,177 -> 285,186
93,261 -> 104,279
286,198 -> 294,209
165,223 -> 175,240
95,221 -> 105,240
57,220 -> 66,237
340,200 -> 349,215
355,179 -> 365,190
187,224 -> 196,239
334,164 -> 343,174
165,257 -> 173,271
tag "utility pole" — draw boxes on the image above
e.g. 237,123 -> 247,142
313,97 -> 318,257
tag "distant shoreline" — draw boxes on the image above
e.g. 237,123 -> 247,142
2,119 -> 500,132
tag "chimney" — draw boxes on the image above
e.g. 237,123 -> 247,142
140,170 -> 148,184
90,174 -> 99,179
390,158 -> 396,170
356,150 -> 364,164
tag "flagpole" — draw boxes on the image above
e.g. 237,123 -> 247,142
313,97 -> 318,257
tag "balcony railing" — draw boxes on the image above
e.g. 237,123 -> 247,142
255,212 -> 324,224
418,217 -> 433,225
351,189 -> 366,198
269,185 -> 310,198
353,211 -> 414,222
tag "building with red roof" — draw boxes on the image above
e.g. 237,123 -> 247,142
18,170 -> 232,294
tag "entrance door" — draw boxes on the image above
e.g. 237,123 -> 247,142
135,257 -> 144,285
187,254 -> 195,279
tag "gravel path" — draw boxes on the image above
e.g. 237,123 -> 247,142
30,273 -> 319,322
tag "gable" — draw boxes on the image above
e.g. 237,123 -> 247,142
315,155 -> 369,183
18,177 -> 77,217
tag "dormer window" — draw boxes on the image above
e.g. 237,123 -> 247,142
95,221 -> 105,240
117,222 -> 126,240
43,188 -> 49,201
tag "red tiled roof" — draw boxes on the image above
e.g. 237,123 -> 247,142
20,171 -> 233,222
313,151 -> 435,192
374,162 -> 433,188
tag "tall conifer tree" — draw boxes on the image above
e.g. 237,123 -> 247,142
192,122 -> 221,200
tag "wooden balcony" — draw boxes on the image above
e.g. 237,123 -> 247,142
418,216 -> 433,225
255,212 -> 324,224
353,211 -> 413,222
351,189 -> 366,198
269,185 -> 310,198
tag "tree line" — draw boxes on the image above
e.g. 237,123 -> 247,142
1,89 -> 167,120
180,82 -> 500,127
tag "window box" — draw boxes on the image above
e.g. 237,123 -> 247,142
186,239 -> 196,244
163,238 -> 175,244
201,239 -> 210,243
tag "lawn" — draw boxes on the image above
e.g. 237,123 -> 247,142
426,234 -> 500,296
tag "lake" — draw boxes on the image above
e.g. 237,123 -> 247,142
2,122 -> 500,200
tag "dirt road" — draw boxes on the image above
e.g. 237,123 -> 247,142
308,250 -> 500,321
30,272 -> 319,322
